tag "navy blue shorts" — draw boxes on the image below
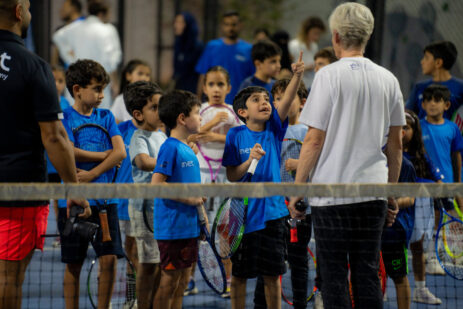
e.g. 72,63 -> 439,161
58,204 -> 124,264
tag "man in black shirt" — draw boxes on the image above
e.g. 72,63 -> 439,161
0,1 -> 90,308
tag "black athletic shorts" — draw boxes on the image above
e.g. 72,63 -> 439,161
231,218 -> 287,278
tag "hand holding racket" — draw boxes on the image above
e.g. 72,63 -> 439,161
212,157 -> 260,259
72,123 -> 117,243
196,204 -> 227,295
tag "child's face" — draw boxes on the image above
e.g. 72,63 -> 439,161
421,51 -> 437,75
126,65 -> 151,84
314,57 -> 331,73
184,105 -> 202,134
140,94 -> 163,130
203,71 -> 231,105
402,123 -> 413,147
421,98 -> 450,118
239,91 -> 272,123
53,70 -> 66,96
75,79 -> 105,107
256,55 -> 281,79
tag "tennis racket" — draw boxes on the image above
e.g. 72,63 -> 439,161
211,158 -> 259,259
435,204 -> 463,280
142,200 -> 154,233
198,104 -> 241,211
280,246 -> 317,306
196,204 -> 227,295
87,254 -> 136,309
281,138 -> 303,181
73,123 -> 117,243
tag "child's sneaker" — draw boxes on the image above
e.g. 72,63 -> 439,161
426,256 -> 445,275
412,287 -> 442,304
221,286 -> 230,298
314,291 -> 324,309
184,279 -> 198,296
52,237 -> 60,248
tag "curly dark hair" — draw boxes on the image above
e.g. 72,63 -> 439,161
158,90 -> 201,130
66,59 -> 110,97
65,59 -> 110,97
124,81 -> 163,124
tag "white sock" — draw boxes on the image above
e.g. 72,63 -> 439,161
415,281 -> 425,288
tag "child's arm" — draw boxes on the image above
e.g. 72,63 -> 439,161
73,147 -> 111,162
397,197 -> 415,209
77,135 -> 126,183
226,143 -> 265,181
276,51 -> 305,123
134,154 -> 156,172
451,151 -> 462,183
151,172 -> 205,206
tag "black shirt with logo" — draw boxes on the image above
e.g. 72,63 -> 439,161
0,30 -> 61,206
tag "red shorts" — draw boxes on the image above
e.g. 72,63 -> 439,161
157,238 -> 198,270
0,205 -> 49,260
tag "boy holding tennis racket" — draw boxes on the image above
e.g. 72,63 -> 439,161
125,81 -> 166,309
253,78 -> 311,309
222,52 -> 304,309
151,90 -> 207,309
59,59 -> 127,309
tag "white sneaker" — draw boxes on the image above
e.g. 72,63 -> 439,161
314,291 -> 324,309
426,256 -> 446,275
413,287 -> 442,305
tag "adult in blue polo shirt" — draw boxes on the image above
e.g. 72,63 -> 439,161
195,11 -> 254,104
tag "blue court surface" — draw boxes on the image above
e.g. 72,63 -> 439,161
21,208 -> 463,308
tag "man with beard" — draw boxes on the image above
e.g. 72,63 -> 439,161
195,11 -> 254,104
0,1 -> 90,308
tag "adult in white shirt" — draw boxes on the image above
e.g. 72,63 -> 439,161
53,0 -> 122,109
288,16 -> 325,88
289,3 -> 404,308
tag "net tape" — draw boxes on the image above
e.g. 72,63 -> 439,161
0,182 -> 462,200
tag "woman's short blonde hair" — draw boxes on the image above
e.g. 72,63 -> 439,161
329,2 -> 374,49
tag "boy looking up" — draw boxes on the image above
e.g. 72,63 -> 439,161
406,41 -> 463,120
151,90 -> 206,309
223,53 -> 304,309
126,81 -> 166,309
238,39 -> 282,93
59,59 -> 126,309
420,84 -> 463,208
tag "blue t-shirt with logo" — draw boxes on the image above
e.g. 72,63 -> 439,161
406,77 -> 463,120
222,107 -> 288,233
153,137 -> 201,240
58,107 -> 121,207
115,120 -> 137,220
421,118 -> 463,183
195,38 -> 254,104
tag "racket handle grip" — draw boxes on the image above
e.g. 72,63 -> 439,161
99,210 -> 112,242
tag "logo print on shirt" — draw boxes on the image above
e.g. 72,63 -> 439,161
0,52 -> 11,72
239,148 -> 251,155
350,62 -> 360,70
235,54 -> 246,62
182,161 -> 194,168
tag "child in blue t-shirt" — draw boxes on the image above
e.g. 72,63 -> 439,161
222,52 -> 304,308
125,81 -> 166,308
420,84 -> 463,210
238,40 -> 282,94
58,59 -> 127,309
151,90 -> 206,308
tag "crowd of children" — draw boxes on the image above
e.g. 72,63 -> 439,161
40,10 -> 463,309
